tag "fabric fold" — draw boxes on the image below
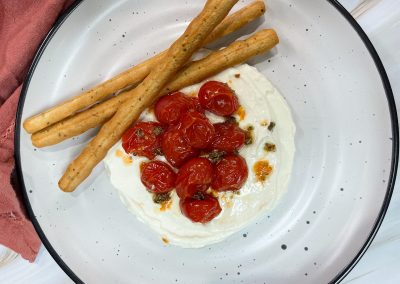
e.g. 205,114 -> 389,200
0,0 -> 74,262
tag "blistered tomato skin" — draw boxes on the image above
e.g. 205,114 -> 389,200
212,155 -> 248,192
180,194 -> 222,223
198,81 -> 239,116
175,157 -> 213,199
162,125 -> 199,168
141,161 -> 176,193
179,110 -> 215,149
122,122 -> 164,159
210,121 -> 246,153
155,92 -> 201,125
188,97 -> 204,113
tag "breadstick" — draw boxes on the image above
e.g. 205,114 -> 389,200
203,0 -> 266,44
23,1 -> 265,134
32,29 -> 278,148
164,29 -> 278,93
58,0 -> 239,192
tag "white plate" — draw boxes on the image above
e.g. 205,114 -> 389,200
15,0 -> 398,283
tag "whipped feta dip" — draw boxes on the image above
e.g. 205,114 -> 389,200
104,64 -> 295,247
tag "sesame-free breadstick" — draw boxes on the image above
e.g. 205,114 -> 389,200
23,1 -> 265,134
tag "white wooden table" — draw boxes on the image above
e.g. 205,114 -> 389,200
0,0 -> 399,283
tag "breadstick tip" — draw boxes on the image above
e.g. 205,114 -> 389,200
23,119 -> 35,134
58,175 -> 75,192
270,29 -> 279,44
255,0 -> 266,12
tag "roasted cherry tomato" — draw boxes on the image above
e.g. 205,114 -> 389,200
210,121 -> 245,153
175,157 -> 213,199
188,97 -> 204,113
212,155 -> 248,192
140,161 -> 176,193
155,92 -> 201,125
122,121 -> 164,159
198,81 -> 239,116
180,194 -> 222,223
179,110 -> 215,149
162,125 -> 199,168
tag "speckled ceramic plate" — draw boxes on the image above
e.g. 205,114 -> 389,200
15,0 -> 398,283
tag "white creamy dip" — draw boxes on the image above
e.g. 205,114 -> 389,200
104,64 -> 295,247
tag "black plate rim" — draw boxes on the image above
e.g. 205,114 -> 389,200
14,1 -> 399,283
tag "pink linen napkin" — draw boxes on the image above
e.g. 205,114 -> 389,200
0,0 -> 74,262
